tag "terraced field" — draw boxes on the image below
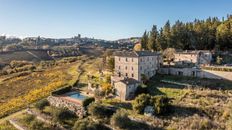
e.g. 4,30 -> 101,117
0,59 -> 81,118
0,50 -> 53,65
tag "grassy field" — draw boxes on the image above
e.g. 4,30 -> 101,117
0,121 -> 16,130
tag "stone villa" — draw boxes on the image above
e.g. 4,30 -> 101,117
111,51 -> 162,100
174,50 -> 212,65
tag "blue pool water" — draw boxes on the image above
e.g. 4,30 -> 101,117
67,92 -> 87,101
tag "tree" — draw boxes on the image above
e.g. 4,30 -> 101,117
132,94 -> 171,115
82,97 -> 95,107
132,94 -> 150,114
157,28 -> 167,50
110,109 -> 131,129
163,20 -> 172,48
141,31 -> 149,50
133,43 -> 142,51
148,25 -> 161,51
163,48 -> 176,65
143,15 -> 232,51
52,108 -> 76,123
150,95 -> 171,115
101,83 -> 112,95
88,103 -> 115,119
107,57 -> 115,72
216,17 -> 232,50
34,99 -> 49,110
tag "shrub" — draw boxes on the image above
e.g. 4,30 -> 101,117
88,103 -> 115,119
150,95 -> 171,115
34,99 -> 50,110
101,83 -> 112,95
73,119 -> 110,130
94,89 -> 105,99
10,60 -> 32,68
52,108 -> 76,123
82,97 -> 95,107
132,94 -> 151,114
110,109 -> 131,129
51,85 -> 71,95
29,120 -> 45,130
132,94 -> 171,115
23,114 -> 35,123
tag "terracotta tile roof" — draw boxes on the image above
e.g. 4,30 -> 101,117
114,51 -> 160,57
120,78 -> 140,85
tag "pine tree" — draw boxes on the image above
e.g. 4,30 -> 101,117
163,20 -> 171,48
157,28 -> 166,50
141,31 -> 149,50
148,25 -> 161,51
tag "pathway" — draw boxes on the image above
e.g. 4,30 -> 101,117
8,119 -> 27,130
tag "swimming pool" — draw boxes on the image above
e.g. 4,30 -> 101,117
66,92 -> 87,101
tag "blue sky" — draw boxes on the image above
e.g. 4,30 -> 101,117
0,0 -> 231,40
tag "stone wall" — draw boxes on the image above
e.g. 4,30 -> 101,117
158,67 -> 232,81
47,96 -> 86,118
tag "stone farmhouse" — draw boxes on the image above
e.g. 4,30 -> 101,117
111,51 -> 162,100
174,50 -> 212,65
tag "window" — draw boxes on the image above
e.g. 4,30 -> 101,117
178,71 -> 183,76
125,66 -> 127,70
147,57 -> 149,61
119,57 -> 120,61
140,58 -> 143,62
131,67 -> 133,70
132,58 -> 133,62
192,71 -> 195,76
126,58 -> 128,62
118,66 -> 120,69
132,73 -> 134,77
140,66 -> 142,70
125,73 -> 128,77
118,72 -> 121,77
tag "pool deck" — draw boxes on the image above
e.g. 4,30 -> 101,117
59,95 -> 82,105
57,91 -> 90,105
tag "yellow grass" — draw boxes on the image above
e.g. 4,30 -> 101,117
0,61 -> 80,118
